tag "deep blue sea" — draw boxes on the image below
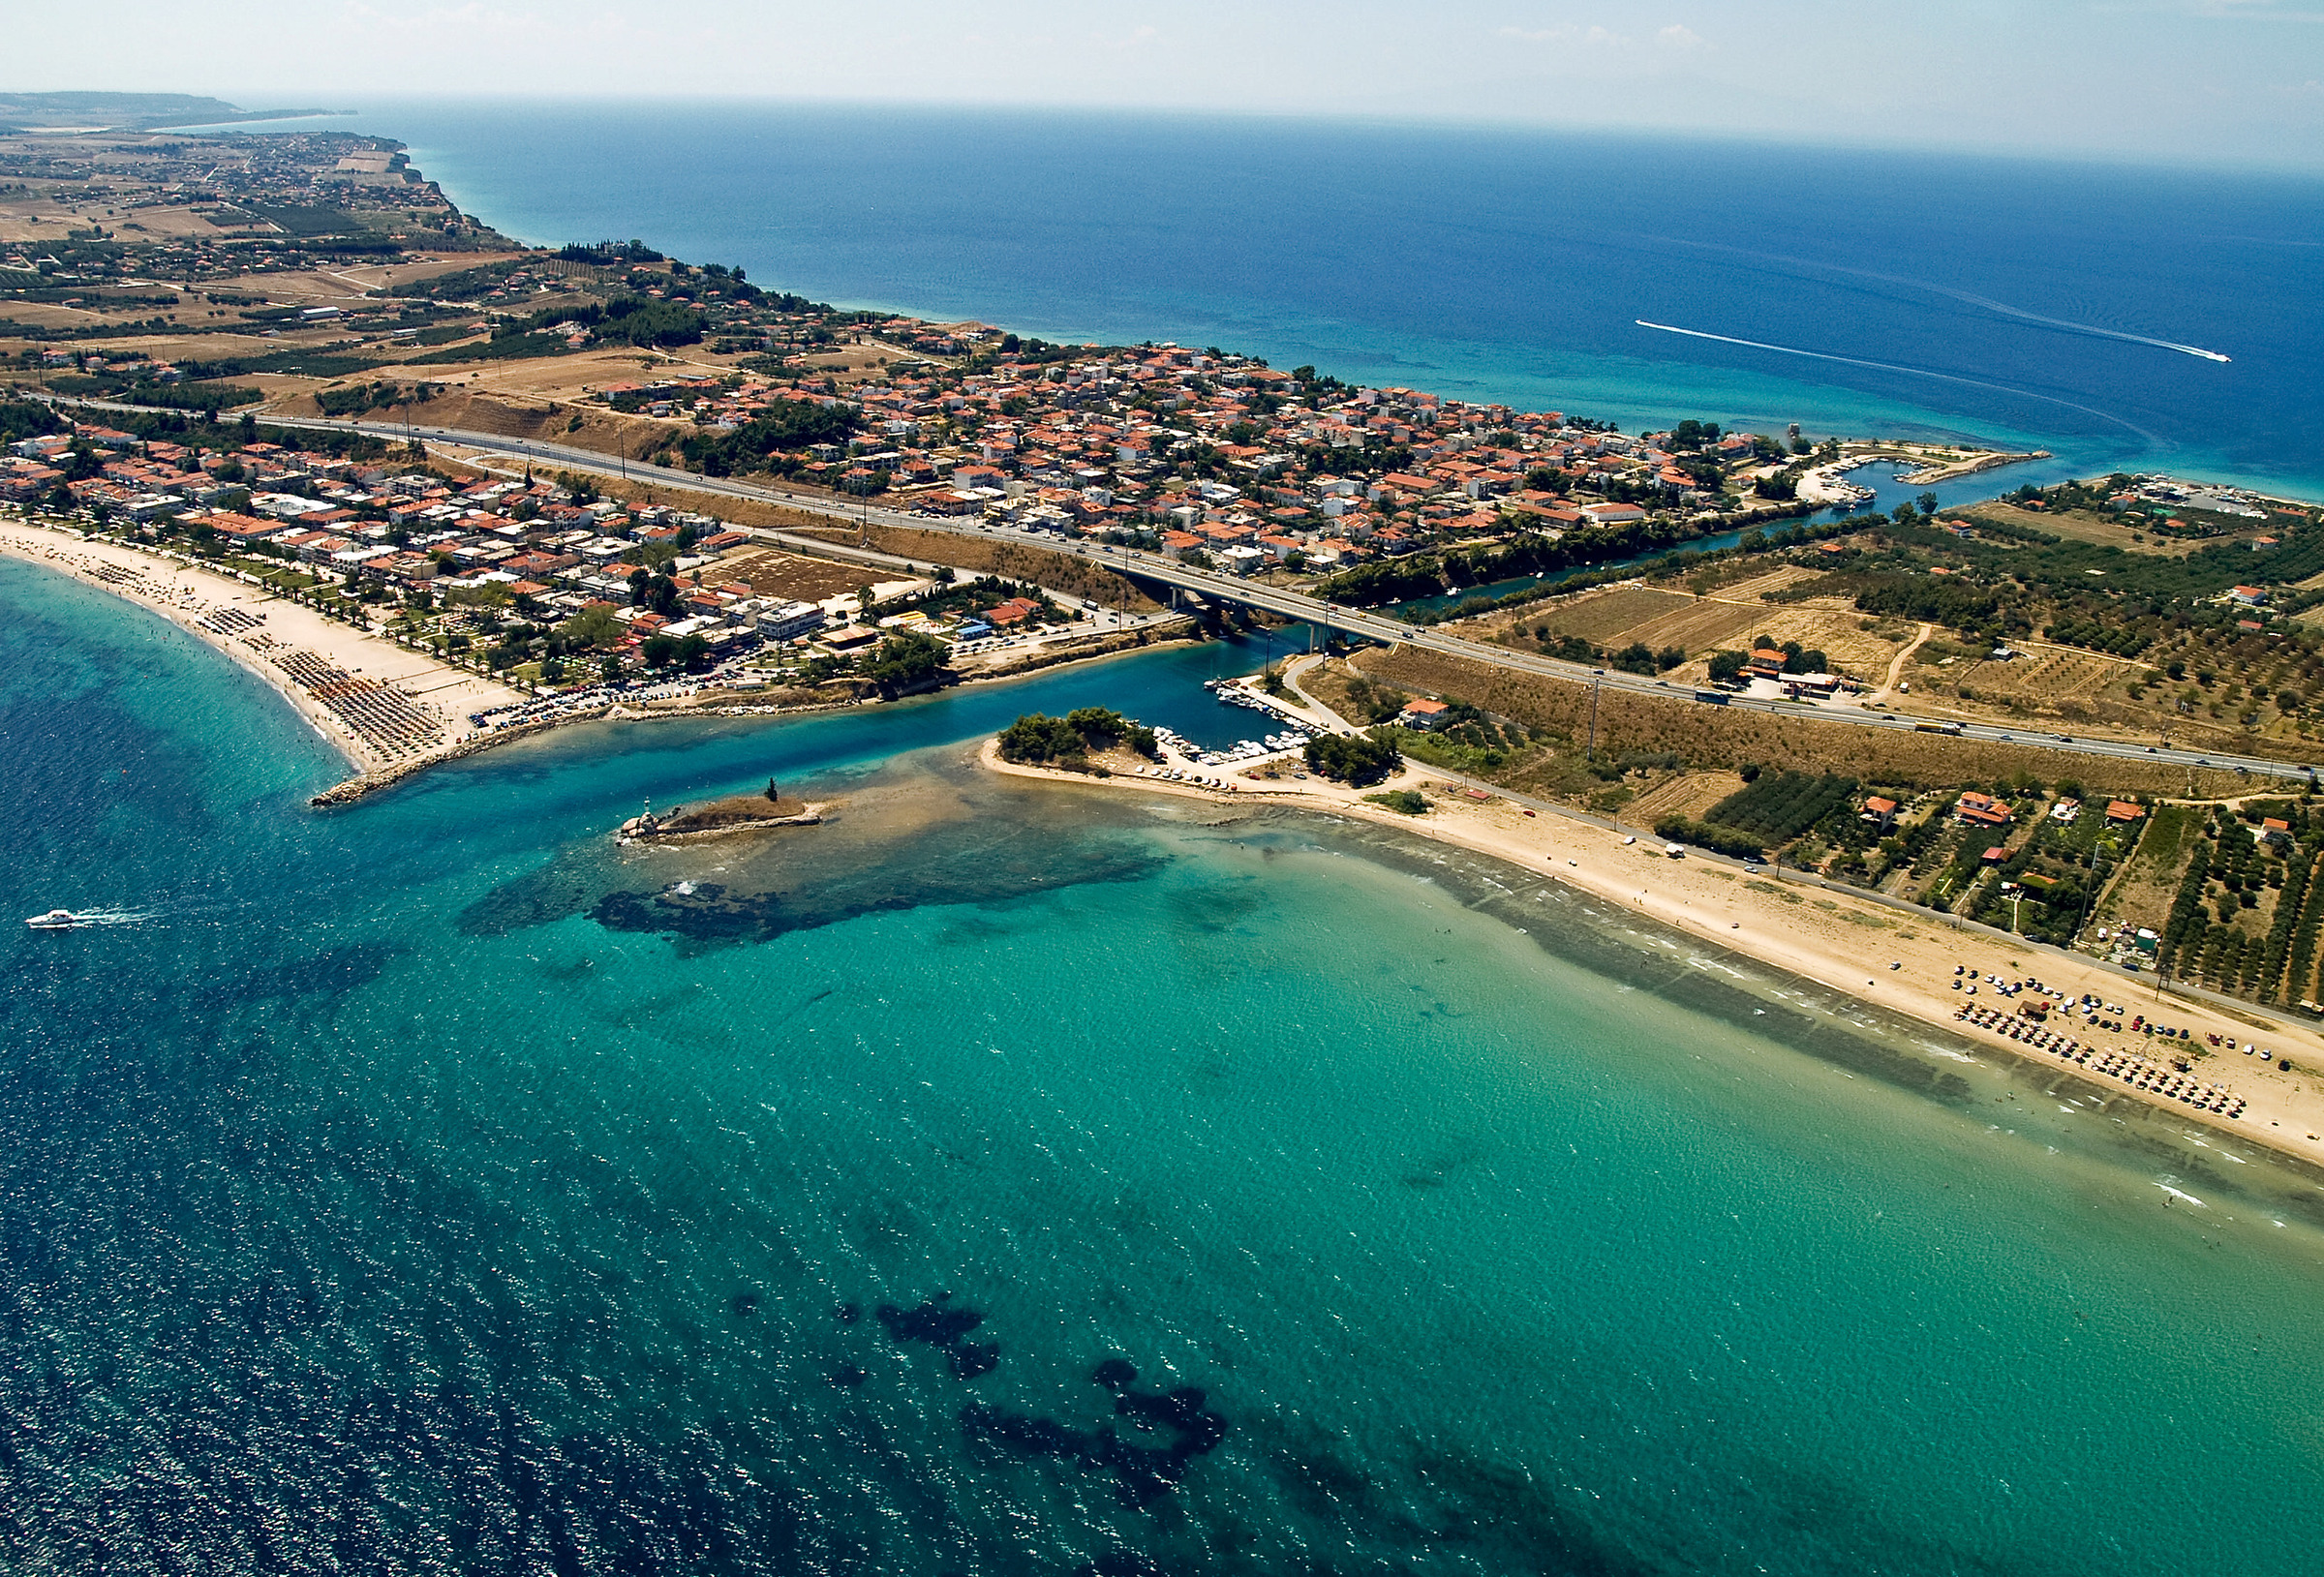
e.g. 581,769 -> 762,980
217,101 -> 2324,500
10,552 -> 2324,1574
15,105 -> 2324,1571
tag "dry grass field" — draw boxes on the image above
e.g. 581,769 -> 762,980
1623,771 -> 1748,824
1523,586 -> 1694,642
1722,604 -> 1910,676
715,549 -> 884,604
1612,597 -> 1767,655
1355,646 -> 2251,802
1962,501 -> 2191,557
1708,566 -> 1829,601
1468,564 -> 1909,683
787,524 -> 1165,614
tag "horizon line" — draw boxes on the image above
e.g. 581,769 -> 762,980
66,89 -> 2324,182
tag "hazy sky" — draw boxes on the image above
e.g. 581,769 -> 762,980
11,1 -> 2323,168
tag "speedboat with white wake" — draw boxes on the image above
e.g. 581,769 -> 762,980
26,909 -> 84,929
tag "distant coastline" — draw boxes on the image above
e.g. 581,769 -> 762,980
293,98 -> 2322,502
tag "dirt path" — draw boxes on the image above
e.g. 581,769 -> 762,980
1875,622 -> 1935,701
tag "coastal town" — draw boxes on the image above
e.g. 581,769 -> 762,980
0,417 -> 1169,783
9,104 -> 2324,1174
0,116 -> 2051,596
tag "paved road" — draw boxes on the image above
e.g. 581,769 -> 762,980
47,399 -> 2324,786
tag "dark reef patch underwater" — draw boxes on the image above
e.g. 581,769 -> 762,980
457,765 -> 1169,945
9,564 -> 2324,1574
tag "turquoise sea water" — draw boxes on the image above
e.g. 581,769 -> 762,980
8,556 -> 2324,1573
211,102 -> 2324,500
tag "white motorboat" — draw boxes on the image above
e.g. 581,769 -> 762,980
25,909 -> 83,929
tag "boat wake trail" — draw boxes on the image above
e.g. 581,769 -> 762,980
1915,281 -> 2230,363
1632,319 -> 2162,445
61,908 -> 152,927
1648,236 -> 2232,363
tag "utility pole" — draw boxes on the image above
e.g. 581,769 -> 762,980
1587,673 -> 1602,761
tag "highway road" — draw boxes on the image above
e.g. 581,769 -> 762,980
49,399 -> 2324,787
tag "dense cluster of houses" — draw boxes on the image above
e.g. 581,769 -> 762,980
595,336 -> 1795,577
12,421 -> 858,666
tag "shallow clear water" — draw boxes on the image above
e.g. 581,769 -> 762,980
6,556 -> 2324,1574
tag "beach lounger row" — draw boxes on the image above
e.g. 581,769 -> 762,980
272,648 -> 447,758
199,606 -> 265,637
1951,1003 -> 2248,1116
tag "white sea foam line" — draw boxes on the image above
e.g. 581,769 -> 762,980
1633,319 -> 2163,445
2157,1183 -> 2206,1207
1644,236 -> 2232,362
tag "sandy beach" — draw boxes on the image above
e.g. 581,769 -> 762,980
981,728 -> 2324,1174
0,515 -> 525,781
21,501 -> 2324,1168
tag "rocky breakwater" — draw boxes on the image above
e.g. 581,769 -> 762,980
308,714 -> 590,807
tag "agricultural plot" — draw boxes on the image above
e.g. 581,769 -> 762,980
1926,647 -> 2134,713
1524,586 -> 1695,643
2097,804 -> 2198,931
1600,597 -> 1764,657
1893,819 -> 1989,910
1623,771 -> 1748,827
1703,566 -> 1829,601
1705,772 -> 1861,843
1654,770 -> 1862,860
2150,809 -> 2324,1004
